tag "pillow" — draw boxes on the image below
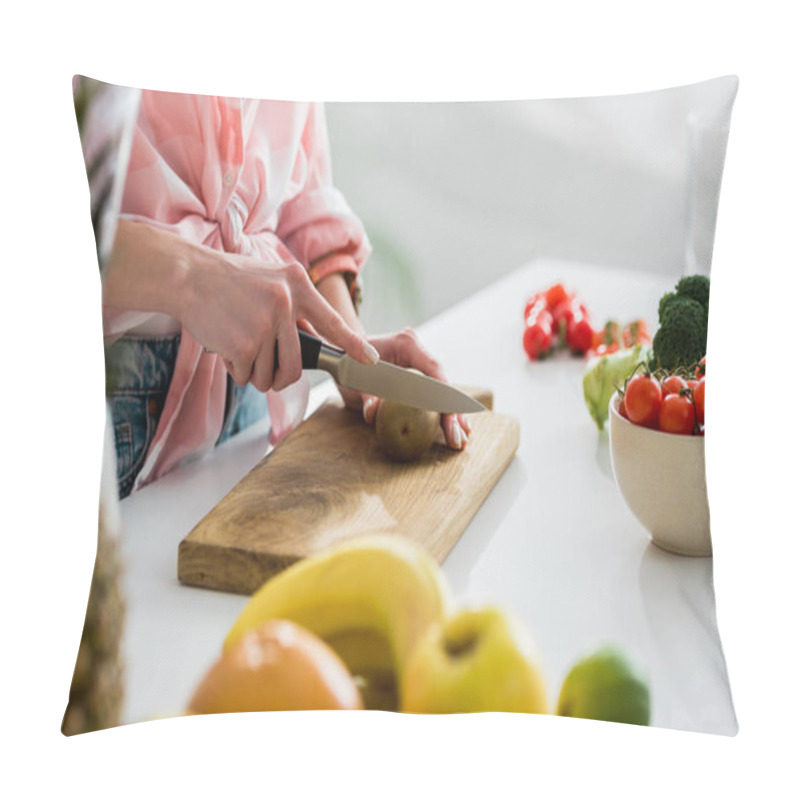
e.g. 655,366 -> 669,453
64,75 -> 738,736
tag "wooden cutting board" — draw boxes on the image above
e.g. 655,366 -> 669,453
178,388 -> 519,595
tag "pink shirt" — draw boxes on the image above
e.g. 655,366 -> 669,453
109,91 -> 370,490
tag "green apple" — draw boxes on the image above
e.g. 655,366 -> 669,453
556,646 -> 650,726
400,607 -> 549,714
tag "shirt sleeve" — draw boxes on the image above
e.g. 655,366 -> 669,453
275,103 -> 372,273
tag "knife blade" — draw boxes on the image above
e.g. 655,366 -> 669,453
293,330 -> 486,414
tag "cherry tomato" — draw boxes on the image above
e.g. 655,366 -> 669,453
617,395 -> 630,420
523,319 -> 554,360
591,321 -> 619,351
526,308 -> 553,329
552,297 -> 587,323
544,283 -> 569,310
622,319 -> 650,348
694,376 -> 705,425
524,293 -> 547,320
589,321 -> 620,358
624,374 -> 662,428
567,316 -> 595,355
593,342 -> 621,357
551,299 -> 570,322
551,297 -> 582,344
695,356 -> 707,379
658,393 -> 696,435
661,375 -> 688,399
686,379 -> 698,391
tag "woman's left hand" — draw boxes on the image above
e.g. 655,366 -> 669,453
337,328 -> 471,451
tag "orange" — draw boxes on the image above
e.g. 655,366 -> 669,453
187,619 -> 363,714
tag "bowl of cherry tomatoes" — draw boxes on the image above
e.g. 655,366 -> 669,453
608,362 -> 711,557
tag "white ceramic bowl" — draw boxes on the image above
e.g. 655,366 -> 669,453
608,394 -> 711,557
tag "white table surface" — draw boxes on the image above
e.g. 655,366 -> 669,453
118,257 -> 737,735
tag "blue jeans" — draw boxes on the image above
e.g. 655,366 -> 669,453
105,335 -> 268,499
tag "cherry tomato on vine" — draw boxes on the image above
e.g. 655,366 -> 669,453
567,316 -> 595,355
544,283 -> 569,310
524,293 -> 547,320
526,307 -> 553,329
594,320 -> 620,348
552,297 -> 583,344
624,374 -> 662,427
694,376 -> 705,425
661,375 -> 688,399
695,357 -> 707,379
593,342 -> 621,357
523,319 -> 554,360
622,319 -> 650,348
658,393 -> 696,435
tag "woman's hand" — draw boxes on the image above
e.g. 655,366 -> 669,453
179,250 -> 378,391
103,221 -> 378,392
338,329 -> 472,451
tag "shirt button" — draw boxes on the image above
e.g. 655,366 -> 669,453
223,170 -> 235,188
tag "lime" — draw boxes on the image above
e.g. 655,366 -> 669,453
557,646 -> 650,726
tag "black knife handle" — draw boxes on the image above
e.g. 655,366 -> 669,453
273,329 -> 322,371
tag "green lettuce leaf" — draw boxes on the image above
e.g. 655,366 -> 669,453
583,344 -> 652,431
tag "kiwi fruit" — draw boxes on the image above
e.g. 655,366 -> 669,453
375,398 -> 439,462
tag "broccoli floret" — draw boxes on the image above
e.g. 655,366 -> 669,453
652,297 -> 707,369
658,275 -> 711,323
675,274 -> 710,313
658,292 -> 681,323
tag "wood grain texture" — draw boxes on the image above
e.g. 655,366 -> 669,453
178,387 -> 517,595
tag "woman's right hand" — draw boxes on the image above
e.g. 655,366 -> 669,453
103,221 -> 378,393
180,249 -> 379,391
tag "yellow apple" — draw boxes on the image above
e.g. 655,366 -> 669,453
400,607 -> 549,714
556,646 -> 650,726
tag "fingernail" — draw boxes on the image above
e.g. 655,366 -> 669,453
461,416 -> 472,434
363,396 -> 376,420
363,342 -> 380,364
453,425 -> 464,450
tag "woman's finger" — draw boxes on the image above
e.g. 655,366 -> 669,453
250,335 -> 277,393
391,329 -> 448,382
271,322 -> 303,392
441,412 -> 466,450
362,395 -> 379,425
226,357 -> 254,387
297,279 -> 378,365
296,318 -> 320,338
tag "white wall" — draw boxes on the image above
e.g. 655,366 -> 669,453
326,76 -> 737,332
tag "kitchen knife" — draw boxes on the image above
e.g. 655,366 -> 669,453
289,330 -> 486,414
